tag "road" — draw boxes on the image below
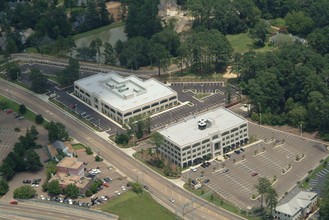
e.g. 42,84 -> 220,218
0,201 -> 116,220
0,81 -> 246,220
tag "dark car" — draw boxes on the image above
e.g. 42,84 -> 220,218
234,150 -> 241,155
240,148 -> 245,152
205,162 -> 211,166
23,179 -> 31,184
191,180 -> 197,185
143,185 -> 149,190
204,179 -> 210,184
201,163 -> 206,168
225,154 -> 231,158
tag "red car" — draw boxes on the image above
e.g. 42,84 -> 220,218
103,182 -> 109,187
6,109 -> 13,114
251,172 -> 258,177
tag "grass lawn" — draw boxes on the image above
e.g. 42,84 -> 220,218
72,143 -> 85,150
185,186 -> 260,220
100,191 -> 177,220
226,33 -> 273,54
73,22 -> 125,40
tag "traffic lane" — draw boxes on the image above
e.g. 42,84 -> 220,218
0,201 -> 116,220
0,80 -> 246,220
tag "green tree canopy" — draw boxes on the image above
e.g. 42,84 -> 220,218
13,185 -> 36,199
64,183 -> 79,198
0,178 -> 9,196
47,180 -> 62,196
29,68 -> 48,94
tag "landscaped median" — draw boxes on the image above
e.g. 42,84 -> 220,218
99,191 -> 177,220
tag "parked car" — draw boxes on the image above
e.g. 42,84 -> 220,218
121,186 -> 126,191
234,150 -> 241,155
191,180 -> 198,185
18,116 -> 24,120
191,167 -> 197,172
103,182 -> 109,187
23,179 -> 31,184
240,148 -> 245,152
6,109 -> 13,114
251,172 -> 258,177
222,168 -> 229,173
225,154 -> 231,158
143,185 -> 149,190
204,179 -> 210,184
170,198 -> 175,203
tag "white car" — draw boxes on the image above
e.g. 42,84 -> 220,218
68,199 -> 73,205
170,198 -> 175,203
191,167 -> 197,172
121,186 -> 126,191
100,196 -> 108,201
115,191 -> 121,196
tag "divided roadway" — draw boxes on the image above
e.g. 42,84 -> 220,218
0,80 -> 245,220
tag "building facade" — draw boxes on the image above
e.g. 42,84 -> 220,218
56,157 -> 84,177
273,191 -> 317,220
158,108 -> 248,167
74,72 -> 178,124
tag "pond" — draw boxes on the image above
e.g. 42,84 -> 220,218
72,25 -> 127,63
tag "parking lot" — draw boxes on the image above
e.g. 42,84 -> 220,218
183,123 -> 328,209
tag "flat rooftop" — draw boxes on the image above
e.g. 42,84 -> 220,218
51,172 -> 90,189
159,108 -> 247,147
57,157 -> 82,169
75,72 -> 177,112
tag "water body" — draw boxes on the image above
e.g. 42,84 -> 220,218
72,25 -> 127,63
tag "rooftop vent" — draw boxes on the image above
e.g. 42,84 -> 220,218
198,118 -> 207,130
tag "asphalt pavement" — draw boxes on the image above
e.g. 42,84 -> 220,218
0,79 -> 246,220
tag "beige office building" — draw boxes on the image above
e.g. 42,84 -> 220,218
158,108 -> 249,167
74,72 -> 178,124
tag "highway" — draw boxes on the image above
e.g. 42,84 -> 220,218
0,79 -> 246,220
0,201 -> 116,220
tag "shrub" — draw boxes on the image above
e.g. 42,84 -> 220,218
19,104 -> 27,115
13,185 -> 36,199
0,179 -> 9,195
115,133 -> 130,145
85,147 -> 93,155
35,114 -> 44,124
85,190 -> 92,197
95,155 -> 103,162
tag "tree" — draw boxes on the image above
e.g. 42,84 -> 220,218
6,62 -> 21,81
251,20 -> 268,46
131,182 -> 143,194
57,57 -> 80,86
47,180 -> 62,195
48,121 -> 69,142
29,68 -> 48,94
25,150 -> 42,171
285,11 -> 314,36
64,183 -> 79,198
0,178 -> 9,196
30,125 -> 39,140
150,132 -> 164,148
90,38 -> 103,63
148,42 -> 170,76
35,114 -> 44,124
19,104 -> 27,115
254,177 -> 271,213
265,187 -> 278,216
103,42 -> 116,65
13,185 -> 36,199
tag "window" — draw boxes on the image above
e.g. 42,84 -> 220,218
231,128 -> 238,132
212,135 -> 219,139
202,139 -> 210,144
192,143 -> 200,148
222,131 -> 229,136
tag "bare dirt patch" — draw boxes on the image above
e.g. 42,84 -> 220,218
222,66 -> 238,79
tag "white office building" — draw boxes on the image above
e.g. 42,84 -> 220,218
158,108 -> 248,167
273,191 -> 317,220
74,72 -> 178,124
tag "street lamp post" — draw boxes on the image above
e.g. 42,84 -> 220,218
300,122 -> 303,136
287,156 -> 289,169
